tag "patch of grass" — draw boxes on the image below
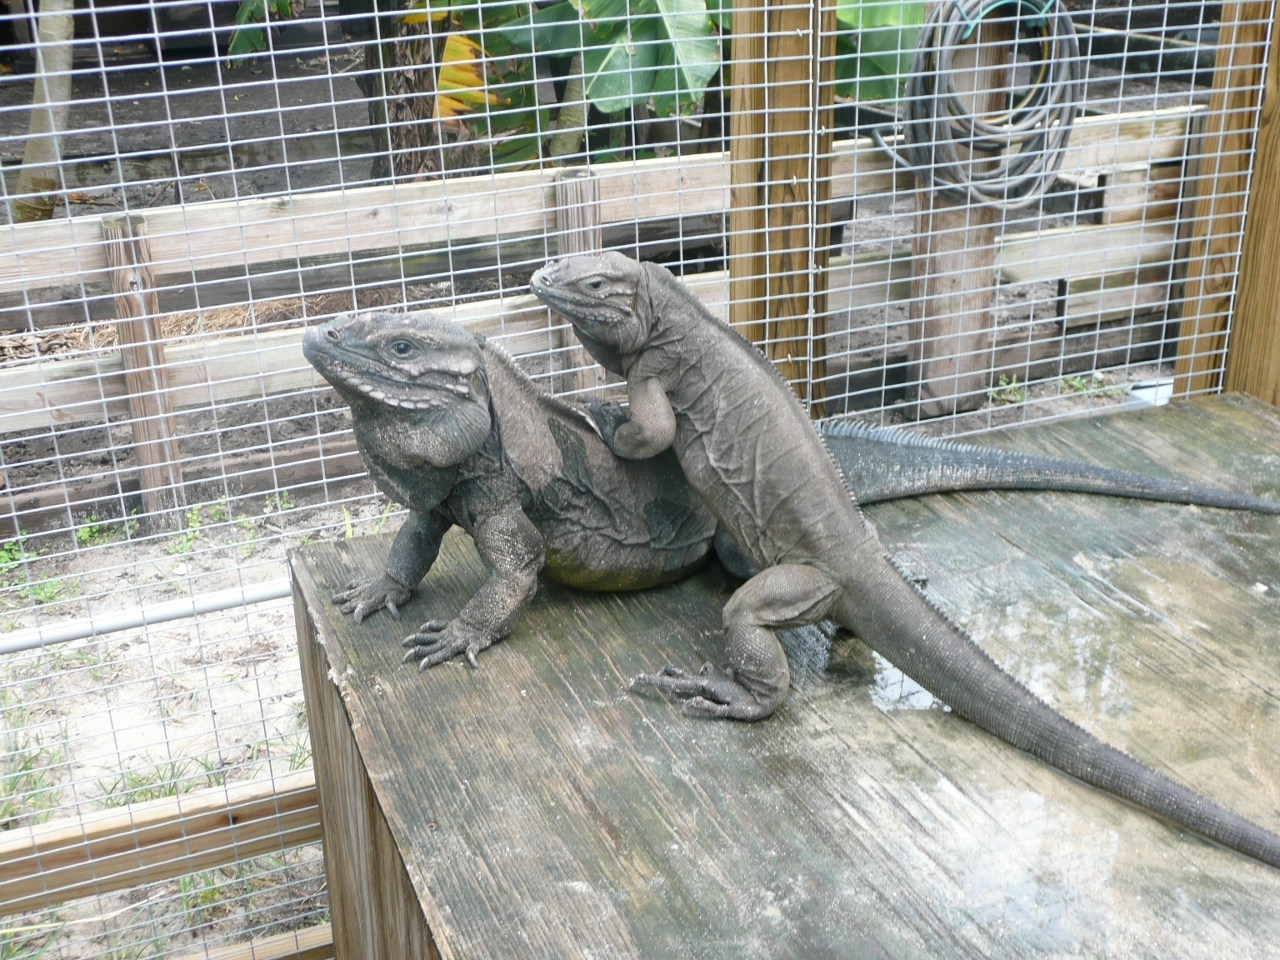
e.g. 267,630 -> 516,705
22,579 -> 62,606
987,374 -> 1027,406
372,500 -> 398,535
0,918 -> 61,960
166,506 -> 206,556
95,754 -> 226,809
1060,371 -> 1130,399
0,691 -> 66,829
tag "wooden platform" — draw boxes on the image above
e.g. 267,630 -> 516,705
290,394 -> 1280,960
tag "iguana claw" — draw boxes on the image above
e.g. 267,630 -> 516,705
630,663 -> 772,720
333,575 -> 411,623
401,620 -> 493,669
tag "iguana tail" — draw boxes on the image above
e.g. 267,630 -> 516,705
820,421 -> 1280,514
838,550 -> 1280,869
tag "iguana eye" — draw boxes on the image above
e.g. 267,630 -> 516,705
389,340 -> 417,358
585,278 -> 605,292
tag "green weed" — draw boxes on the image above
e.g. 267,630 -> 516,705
987,374 -> 1027,406
166,506 -> 205,556
264,490 -> 294,514
0,692 -> 66,829
95,754 -> 226,809
74,514 -> 115,547
1060,371 -> 1130,399
372,500 -> 398,535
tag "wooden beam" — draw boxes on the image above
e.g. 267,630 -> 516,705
1224,0 -> 1280,407
294,587 -> 441,960
0,104 -> 1202,309
170,923 -> 334,960
0,218 -> 1178,438
553,168 -> 603,397
102,214 -> 187,530
0,771 -> 320,917
907,12 -> 1012,419
728,0 -> 837,406
1174,0 -> 1275,396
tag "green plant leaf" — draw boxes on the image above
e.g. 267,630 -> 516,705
582,20 -> 661,113
498,1 -> 585,55
648,0 -> 721,115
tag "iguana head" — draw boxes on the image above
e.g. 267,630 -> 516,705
302,310 -> 493,466
530,252 -> 649,369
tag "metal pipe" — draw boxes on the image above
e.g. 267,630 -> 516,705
0,580 -> 294,656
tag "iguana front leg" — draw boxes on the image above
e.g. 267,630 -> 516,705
632,564 -> 840,720
601,376 -> 675,460
402,506 -> 545,669
334,509 -> 450,622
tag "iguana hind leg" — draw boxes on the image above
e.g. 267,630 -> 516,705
632,564 -> 840,721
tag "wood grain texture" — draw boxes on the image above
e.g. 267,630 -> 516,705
725,0 -> 837,404
295,588 -> 440,960
292,395 -> 1280,959
169,922 -> 333,960
908,17 -> 1010,419
0,771 -> 319,917
102,214 -> 186,529
1224,0 -> 1280,407
553,168 -> 603,397
1174,0 -> 1276,396
0,103 -> 1199,304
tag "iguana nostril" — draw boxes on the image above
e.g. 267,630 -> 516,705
325,328 -> 341,343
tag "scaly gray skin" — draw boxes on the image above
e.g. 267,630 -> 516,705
823,420 -> 1280,513
304,309 -> 1280,635
530,250 -> 1280,870
302,310 -> 717,668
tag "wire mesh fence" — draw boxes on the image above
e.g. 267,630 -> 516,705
0,0 -> 1272,955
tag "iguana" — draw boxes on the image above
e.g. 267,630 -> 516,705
303,308 -> 1279,638
302,309 -> 718,667
530,250 -> 1280,869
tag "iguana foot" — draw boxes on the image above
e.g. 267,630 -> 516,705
584,400 -> 630,446
401,620 -> 494,669
630,663 -> 776,721
333,574 -> 411,623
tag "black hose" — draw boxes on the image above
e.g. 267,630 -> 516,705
873,0 -> 1081,209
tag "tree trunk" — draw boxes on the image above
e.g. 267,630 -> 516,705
12,0 -> 74,223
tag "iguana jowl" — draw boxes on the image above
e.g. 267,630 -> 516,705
530,250 -> 1280,869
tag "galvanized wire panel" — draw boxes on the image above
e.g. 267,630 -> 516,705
0,0 -> 1272,956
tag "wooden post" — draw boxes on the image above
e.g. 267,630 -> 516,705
907,14 -> 1011,420
553,168 -> 602,397
1173,0 -> 1275,397
294,585 -> 440,960
102,215 -> 186,530
1223,1 -> 1280,407
728,0 -> 836,409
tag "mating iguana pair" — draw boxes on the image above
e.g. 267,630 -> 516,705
303,257 -> 1280,869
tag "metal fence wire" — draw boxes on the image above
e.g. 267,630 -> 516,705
0,0 -> 1271,955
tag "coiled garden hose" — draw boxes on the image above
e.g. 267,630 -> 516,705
873,0 -> 1081,209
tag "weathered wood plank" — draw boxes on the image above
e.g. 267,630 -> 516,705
1174,0 -> 1275,395
294,581 -> 441,960
907,15 -> 1011,418
1224,0 -> 1280,406
291,395 -> 1280,959
169,922 -> 334,960
0,771 -> 320,917
0,213 -> 1178,437
0,105 -> 1202,302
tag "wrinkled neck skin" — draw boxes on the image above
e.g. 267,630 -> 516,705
574,264 -> 687,379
